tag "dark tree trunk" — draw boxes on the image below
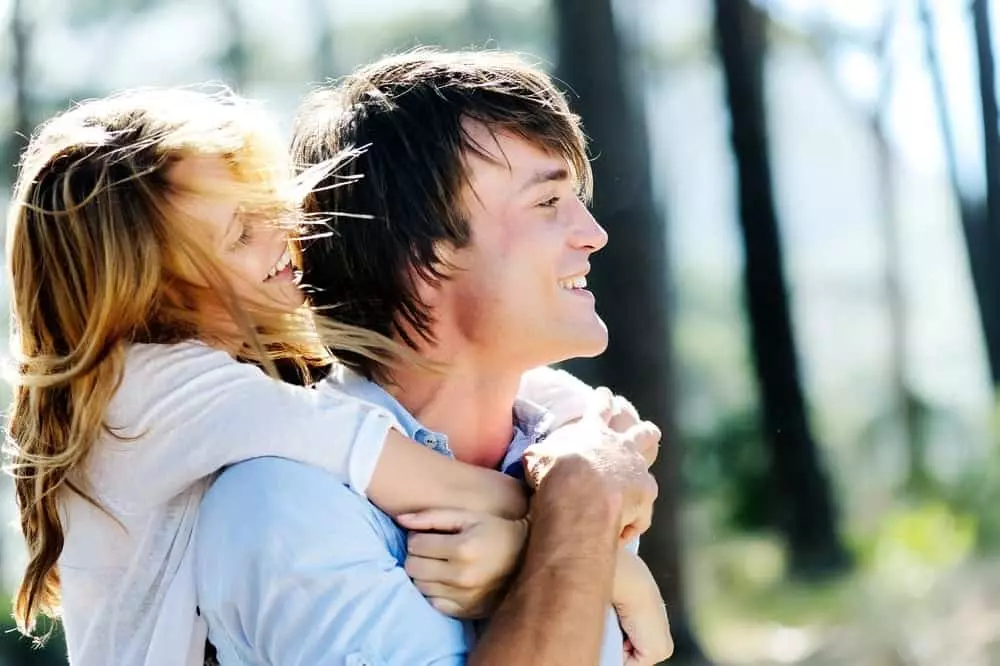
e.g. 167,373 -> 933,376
467,0 -> 494,46
6,0 -> 31,184
311,0 -> 336,79
220,0 -> 249,89
970,0 -> 1000,388
551,0 -> 708,662
919,0 -> 1000,389
713,0 -> 849,578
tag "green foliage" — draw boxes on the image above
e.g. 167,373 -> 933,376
0,596 -> 66,666
685,407 -> 775,532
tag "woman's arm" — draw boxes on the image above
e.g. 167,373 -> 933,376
612,550 -> 673,665
93,342 -> 525,518
369,432 -> 527,519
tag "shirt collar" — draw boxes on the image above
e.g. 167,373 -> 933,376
325,365 -> 555,472
327,365 -> 453,457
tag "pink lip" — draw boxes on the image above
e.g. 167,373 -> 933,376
264,264 -> 295,283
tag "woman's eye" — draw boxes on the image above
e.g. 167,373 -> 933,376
231,226 -> 252,249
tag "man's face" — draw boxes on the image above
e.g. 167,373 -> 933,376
430,121 -> 609,368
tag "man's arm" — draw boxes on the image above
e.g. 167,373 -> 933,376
471,456 -> 622,665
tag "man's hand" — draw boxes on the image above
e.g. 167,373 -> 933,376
523,389 -> 659,542
397,509 -> 529,619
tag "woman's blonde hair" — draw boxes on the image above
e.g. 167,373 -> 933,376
3,87 -> 400,636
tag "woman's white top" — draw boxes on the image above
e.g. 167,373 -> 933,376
55,342 -> 397,666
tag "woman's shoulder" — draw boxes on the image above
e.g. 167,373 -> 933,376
123,340 -> 226,369
111,341 -> 250,418
120,340 -> 249,385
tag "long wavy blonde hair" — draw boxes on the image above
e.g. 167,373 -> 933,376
3,87 -> 400,636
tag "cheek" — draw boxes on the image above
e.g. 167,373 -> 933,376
223,253 -> 261,284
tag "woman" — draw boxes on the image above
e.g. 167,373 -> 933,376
4,87 -> 527,665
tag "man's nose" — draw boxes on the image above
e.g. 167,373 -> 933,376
570,204 -> 609,253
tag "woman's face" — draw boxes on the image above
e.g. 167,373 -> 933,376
169,155 -> 305,308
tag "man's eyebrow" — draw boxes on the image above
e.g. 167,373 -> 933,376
517,167 -> 570,194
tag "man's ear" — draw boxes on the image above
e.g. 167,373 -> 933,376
413,269 -> 442,307
413,241 -> 460,307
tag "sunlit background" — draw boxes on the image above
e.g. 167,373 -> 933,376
3,0 -> 1000,664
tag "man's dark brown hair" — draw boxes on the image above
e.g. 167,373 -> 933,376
293,49 -> 592,382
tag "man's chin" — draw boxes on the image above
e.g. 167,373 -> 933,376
547,326 -> 609,363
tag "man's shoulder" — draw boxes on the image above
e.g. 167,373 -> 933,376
197,457 -> 403,561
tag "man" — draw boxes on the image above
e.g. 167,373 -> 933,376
195,50 -> 668,665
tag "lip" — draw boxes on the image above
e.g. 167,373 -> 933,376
264,247 -> 293,282
265,264 -> 295,284
557,268 -> 590,282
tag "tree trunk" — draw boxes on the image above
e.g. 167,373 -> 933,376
219,0 -> 249,90
551,0 -> 708,662
311,0 -> 336,79
918,0 -> 1000,389
6,0 -> 31,185
971,0 -> 1000,388
466,0 -> 494,46
713,0 -> 849,578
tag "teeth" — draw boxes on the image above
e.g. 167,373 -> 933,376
267,248 -> 292,280
559,275 -> 587,290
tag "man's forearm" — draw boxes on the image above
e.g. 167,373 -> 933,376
469,458 -> 621,666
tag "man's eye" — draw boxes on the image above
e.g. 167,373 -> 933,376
538,197 -> 560,208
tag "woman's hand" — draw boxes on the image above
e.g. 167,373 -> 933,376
398,508 -> 529,619
613,549 -> 673,666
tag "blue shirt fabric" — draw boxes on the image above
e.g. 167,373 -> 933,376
195,368 -> 625,665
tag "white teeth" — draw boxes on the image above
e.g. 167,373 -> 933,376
266,248 -> 292,280
559,275 -> 587,290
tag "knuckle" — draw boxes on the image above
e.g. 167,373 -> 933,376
453,537 -> 479,562
454,567 -> 481,589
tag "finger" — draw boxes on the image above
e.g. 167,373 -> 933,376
396,508 -> 476,533
406,532 -> 483,563
586,386 -> 615,423
412,579 -> 466,600
405,554 -> 457,584
608,395 -> 640,432
428,596 -> 465,617
623,422 -> 661,467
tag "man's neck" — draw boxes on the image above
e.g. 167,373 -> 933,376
386,354 -> 524,469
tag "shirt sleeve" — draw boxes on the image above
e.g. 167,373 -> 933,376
91,342 -> 398,513
195,457 -> 471,666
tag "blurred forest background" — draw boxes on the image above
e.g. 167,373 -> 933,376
3,0 -> 1000,664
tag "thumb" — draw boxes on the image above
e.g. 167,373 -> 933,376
396,508 -> 477,533
585,386 -> 615,424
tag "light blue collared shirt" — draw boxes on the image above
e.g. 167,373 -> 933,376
195,368 -> 625,665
